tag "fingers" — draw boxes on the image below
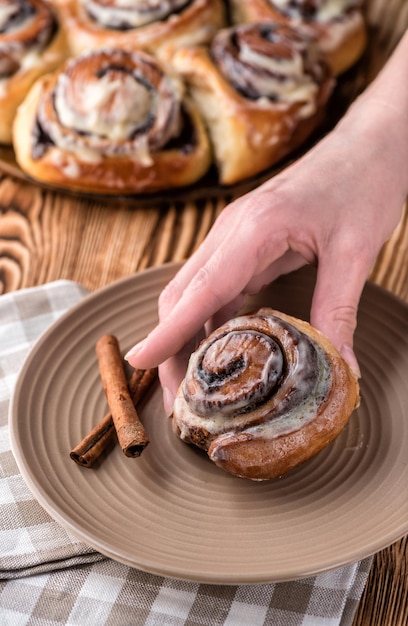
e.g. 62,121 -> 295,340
126,245 -> 258,368
150,251 -> 305,410
157,207 -> 236,319
158,318 -> 206,415
244,250 -> 307,295
125,184 -> 296,369
126,210 -> 299,369
159,357 -> 186,415
157,244 -> 221,321
159,352 -> 191,415
203,252 -> 307,333
125,226 -> 230,367
204,293 -> 246,336
310,246 -> 374,377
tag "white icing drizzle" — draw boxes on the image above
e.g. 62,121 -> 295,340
271,0 -> 359,22
175,312 -> 333,445
244,340 -> 330,439
20,50 -> 44,70
212,24 -> 327,120
0,0 -> 56,79
49,151 -> 81,177
184,330 -> 285,416
0,4 -> 19,29
239,42 -> 318,116
55,72 -> 154,141
317,10 -> 363,52
35,49 -> 184,166
83,0 -> 189,29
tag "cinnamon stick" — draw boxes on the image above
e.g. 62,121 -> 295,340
70,412 -> 116,467
96,334 -> 151,458
70,335 -> 157,467
128,366 -> 158,406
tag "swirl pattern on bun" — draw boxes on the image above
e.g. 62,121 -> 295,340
172,308 -> 360,480
229,0 -> 367,75
13,47 -> 212,193
171,22 -> 334,184
0,0 -> 68,144
60,0 -> 226,58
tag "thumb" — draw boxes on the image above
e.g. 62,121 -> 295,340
310,254 -> 372,378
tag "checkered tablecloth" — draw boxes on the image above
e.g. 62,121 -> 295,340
0,280 -> 372,625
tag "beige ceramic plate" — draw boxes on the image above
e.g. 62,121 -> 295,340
9,264 -> 408,584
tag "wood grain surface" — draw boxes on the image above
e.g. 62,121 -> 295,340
0,0 -> 407,623
0,171 -> 407,626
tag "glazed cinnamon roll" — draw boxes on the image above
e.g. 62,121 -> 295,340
171,22 -> 334,185
229,0 -> 367,75
13,48 -> 211,194
0,0 -> 68,144
60,0 -> 226,59
172,308 -> 360,480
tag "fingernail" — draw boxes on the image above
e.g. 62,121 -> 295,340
341,344 -> 361,379
163,387 -> 174,417
124,340 -> 145,363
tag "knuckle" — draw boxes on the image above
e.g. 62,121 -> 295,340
158,277 -> 183,317
314,304 -> 358,336
191,264 -> 224,310
331,305 -> 358,329
334,234 -> 375,269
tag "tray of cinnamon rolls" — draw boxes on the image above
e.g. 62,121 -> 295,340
0,0 -> 367,197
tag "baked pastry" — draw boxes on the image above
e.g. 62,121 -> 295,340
13,47 -> 212,194
59,0 -> 226,58
229,0 -> 367,75
172,308 -> 360,480
170,22 -> 334,185
0,0 -> 69,145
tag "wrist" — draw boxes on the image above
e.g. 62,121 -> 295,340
338,91 -> 408,201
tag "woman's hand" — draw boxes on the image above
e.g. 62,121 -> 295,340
126,32 -> 408,413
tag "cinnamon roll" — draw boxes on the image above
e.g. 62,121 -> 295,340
60,0 -> 226,59
229,0 -> 367,75
0,0 -> 68,145
12,47 -> 212,194
172,308 -> 360,480
171,22 -> 334,185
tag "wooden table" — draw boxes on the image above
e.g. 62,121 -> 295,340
1,2 -> 408,620
0,160 -> 407,626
